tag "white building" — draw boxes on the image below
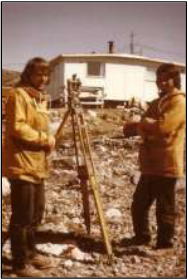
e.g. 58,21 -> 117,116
47,47 -> 185,105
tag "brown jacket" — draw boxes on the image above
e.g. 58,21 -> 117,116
138,90 -> 186,177
3,87 -> 51,183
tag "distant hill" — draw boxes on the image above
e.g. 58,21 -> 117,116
2,69 -> 20,87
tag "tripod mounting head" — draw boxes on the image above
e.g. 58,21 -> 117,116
67,74 -> 82,108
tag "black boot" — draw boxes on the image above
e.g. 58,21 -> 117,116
156,240 -> 173,249
122,234 -> 151,246
156,223 -> 174,249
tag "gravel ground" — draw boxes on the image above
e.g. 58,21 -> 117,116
2,108 -> 186,278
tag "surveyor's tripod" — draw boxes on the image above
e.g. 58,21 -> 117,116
55,75 -> 113,258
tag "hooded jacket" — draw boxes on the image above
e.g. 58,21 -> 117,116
3,87 -> 51,183
138,90 -> 185,177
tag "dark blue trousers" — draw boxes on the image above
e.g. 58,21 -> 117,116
9,179 -> 45,268
131,174 -> 177,244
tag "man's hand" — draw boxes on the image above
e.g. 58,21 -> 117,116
142,117 -> 156,124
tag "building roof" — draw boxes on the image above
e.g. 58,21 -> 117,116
50,53 -> 185,70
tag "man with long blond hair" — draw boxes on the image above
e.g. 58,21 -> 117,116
4,57 -> 56,277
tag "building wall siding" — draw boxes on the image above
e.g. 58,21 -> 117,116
47,58 -> 186,102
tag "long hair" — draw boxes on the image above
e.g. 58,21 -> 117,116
18,57 -> 50,86
156,63 -> 181,89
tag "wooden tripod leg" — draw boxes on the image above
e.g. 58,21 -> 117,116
79,113 -> 97,176
76,112 -> 113,258
55,109 -> 70,143
71,111 -> 91,234
89,175 -> 113,258
73,113 -> 91,235
80,178 -> 91,234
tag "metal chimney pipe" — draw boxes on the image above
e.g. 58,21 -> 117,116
108,41 -> 114,53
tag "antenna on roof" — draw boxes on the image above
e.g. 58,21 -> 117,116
130,32 -> 135,54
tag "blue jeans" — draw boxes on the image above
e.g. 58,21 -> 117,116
9,179 -> 45,268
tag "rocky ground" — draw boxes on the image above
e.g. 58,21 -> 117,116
2,108 -> 186,278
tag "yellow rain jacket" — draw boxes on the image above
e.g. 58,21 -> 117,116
3,87 -> 51,183
138,91 -> 186,177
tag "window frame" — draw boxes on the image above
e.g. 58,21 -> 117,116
87,61 -> 105,77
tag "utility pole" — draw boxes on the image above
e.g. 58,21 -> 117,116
130,32 -> 135,54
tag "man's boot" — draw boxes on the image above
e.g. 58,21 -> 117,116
121,234 -> 151,246
14,264 -> 45,277
156,223 -> 174,249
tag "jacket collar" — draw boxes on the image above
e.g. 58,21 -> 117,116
23,87 -> 46,102
160,89 -> 184,101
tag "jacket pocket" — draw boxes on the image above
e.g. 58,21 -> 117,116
20,150 -> 46,174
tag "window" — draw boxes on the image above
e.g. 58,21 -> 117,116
87,62 -> 105,77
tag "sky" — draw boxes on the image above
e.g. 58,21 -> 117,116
2,1 -> 186,71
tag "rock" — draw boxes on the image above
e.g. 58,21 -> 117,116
105,208 -> 122,223
63,259 -> 74,268
72,217 -> 82,224
61,170 -> 77,179
130,255 -> 141,264
113,167 -> 126,176
2,177 -> 11,197
49,191 -> 59,200
176,178 -> 186,191
87,110 -> 97,119
2,240 -> 11,253
37,222 -> 69,234
36,243 -> 73,256
130,171 -> 141,185
96,145 -> 108,153
70,247 -> 93,262
123,232 -> 133,238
